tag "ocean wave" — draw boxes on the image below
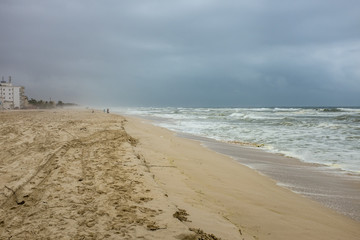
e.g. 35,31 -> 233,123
335,114 -> 360,122
320,108 -> 344,112
280,121 -> 295,126
317,122 -> 343,130
273,108 -> 302,112
120,107 -> 360,173
244,108 -> 273,112
228,112 -> 245,119
346,135 -> 360,140
318,107 -> 360,113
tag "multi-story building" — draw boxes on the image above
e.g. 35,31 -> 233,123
0,76 -> 25,109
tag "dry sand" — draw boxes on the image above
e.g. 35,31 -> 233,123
0,110 -> 359,239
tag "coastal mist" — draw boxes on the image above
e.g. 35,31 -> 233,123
118,107 -> 360,173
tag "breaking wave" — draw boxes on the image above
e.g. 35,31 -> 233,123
116,107 -> 360,173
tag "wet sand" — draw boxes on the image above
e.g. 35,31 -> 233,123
180,133 -> 360,221
1,110 -> 360,240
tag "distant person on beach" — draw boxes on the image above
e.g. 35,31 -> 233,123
107,108 -> 109,113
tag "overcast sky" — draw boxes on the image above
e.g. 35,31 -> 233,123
1,0 -> 359,107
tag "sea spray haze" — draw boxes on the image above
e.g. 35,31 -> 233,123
116,107 -> 360,173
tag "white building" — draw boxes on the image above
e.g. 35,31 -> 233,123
0,76 -> 25,109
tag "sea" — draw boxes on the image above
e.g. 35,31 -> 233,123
115,107 -> 360,174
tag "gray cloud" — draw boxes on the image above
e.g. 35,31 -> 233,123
1,0 -> 359,107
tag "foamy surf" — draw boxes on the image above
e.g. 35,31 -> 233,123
115,107 -> 360,173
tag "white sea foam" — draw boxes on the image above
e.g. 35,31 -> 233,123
115,107 -> 360,173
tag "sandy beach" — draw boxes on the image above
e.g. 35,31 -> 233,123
1,110 -> 359,240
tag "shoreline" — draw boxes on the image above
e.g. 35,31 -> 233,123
124,115 -> 360,239
116,107 -> 360,174
120,112 -> 360,221
1,109 -> 359,239
176,132 -> 360,221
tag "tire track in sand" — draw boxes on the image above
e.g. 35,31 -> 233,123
1,111 -> 188,239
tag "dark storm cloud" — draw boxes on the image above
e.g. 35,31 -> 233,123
0,0 -> 359,106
